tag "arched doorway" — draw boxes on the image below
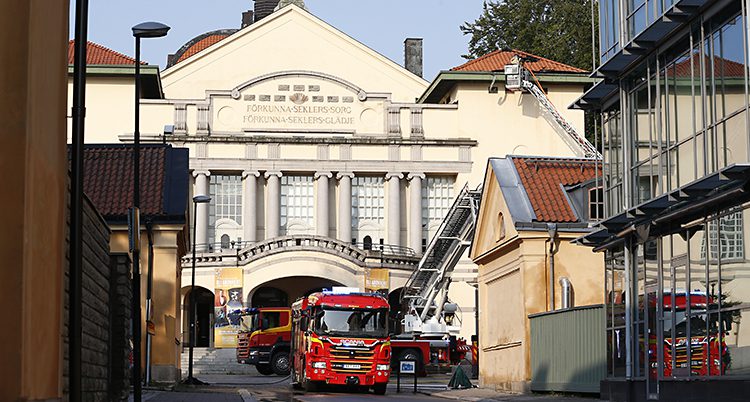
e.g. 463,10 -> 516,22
183,287 -> 214,347
251,286 -> 288,307
248,276 -> 345,307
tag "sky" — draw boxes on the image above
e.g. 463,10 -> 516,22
70,0 -> 487,81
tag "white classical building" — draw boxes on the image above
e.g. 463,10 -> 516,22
74,0 -> 593,354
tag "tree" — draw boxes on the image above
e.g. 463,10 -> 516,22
460,0 -> 597,71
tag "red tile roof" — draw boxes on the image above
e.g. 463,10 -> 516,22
452,49 -> 587,74
79,145 -> 188,221
671,54 -> 745,78
175,34 -> 231,64
68,40 -> 143,65
512,157 -> 601,223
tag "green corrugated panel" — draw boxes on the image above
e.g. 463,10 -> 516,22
529,305 -> 606,393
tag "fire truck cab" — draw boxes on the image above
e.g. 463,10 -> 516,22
236,307 -> 292,375
291,288 -> 391,395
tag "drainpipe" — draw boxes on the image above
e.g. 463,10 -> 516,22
547,223 -> 558,311
559,277 -> 573,309
145,220 -> 155,385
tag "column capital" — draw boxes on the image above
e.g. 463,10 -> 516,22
385,172 -> 404,180
242,170 -> 260,179
407,172 -> 426,181
264,171 -> 282,179
336,172 -> 355,180
314,171 -> 333,180
192,170 -> 210,178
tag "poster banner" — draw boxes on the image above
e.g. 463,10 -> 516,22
364,268 -> 390,295
214,268 -> 243,348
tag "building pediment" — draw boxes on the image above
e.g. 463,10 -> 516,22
161,5 -> 427,102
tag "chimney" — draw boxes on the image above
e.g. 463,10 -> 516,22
254,0 -> 281,23
404,38 -> 423,78
241,10 -> 254,28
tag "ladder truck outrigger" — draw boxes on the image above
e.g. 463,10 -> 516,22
389,184 -> 482,373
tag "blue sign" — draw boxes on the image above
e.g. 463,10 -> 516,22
400,360 -> 416,374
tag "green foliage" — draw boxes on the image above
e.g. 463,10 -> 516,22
460,0 -> 598,71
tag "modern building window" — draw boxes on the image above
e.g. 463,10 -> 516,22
702,211 -> 744,261
422,176 -> 455,242
209,174 -> 243,247
599,0 -> 621,63
280,175 -> 314,235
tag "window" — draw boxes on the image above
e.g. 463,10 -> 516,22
422,176 -> 455,241
702,211 -> 744,261
352,176 -> 385,227
280,175 -> 314,233
209,174 -> 243,245
494,212 -> 506,241
589,187 -> 605,221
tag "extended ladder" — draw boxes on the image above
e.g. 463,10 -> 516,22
400,184 -> 482,333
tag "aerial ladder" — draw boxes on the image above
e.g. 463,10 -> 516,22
504,55 -> 601,159
399,184 -> 482,338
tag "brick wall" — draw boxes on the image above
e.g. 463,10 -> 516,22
64,190 -> 132,401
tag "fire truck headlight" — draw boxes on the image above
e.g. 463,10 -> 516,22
714,359 -> 721,367
249,351 -> 258,356
376,364 -> 390,371
312,361 -> 327,369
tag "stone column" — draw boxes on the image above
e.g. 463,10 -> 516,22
315,172 -> 332,237
193,170 -> 210,251
408,173 -> 425,254
242,171 -> 260,244
264,171 -> 282,239
337,172 -> 354,243
386,172 -> 403,247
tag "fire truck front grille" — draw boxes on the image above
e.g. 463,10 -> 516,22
329,346 -> 374,360
329,346 -> 375,374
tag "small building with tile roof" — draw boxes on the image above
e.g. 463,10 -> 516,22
470,155 -> 604,392
76,144 -> 190,383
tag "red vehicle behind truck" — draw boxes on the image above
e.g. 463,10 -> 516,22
646,292 -> 729,378
236,307 -> 292,375
290,290 -> 392,394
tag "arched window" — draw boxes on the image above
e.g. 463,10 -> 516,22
495,212 -> 506,241
363,235 -> 372,250
221,234 -> 230,249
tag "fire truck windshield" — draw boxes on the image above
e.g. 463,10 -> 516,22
313,308 -> 388,338
663,311 -> 718,338
240,312 -> 259,333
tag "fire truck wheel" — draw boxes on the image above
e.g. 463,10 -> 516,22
397,349 -> 422,370
271,351 -> 291,375
256,364 -> 274,375
373,383 -> 387,395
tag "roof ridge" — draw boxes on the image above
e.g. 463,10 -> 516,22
510,48 -> 586,73
450,49 -> 503,71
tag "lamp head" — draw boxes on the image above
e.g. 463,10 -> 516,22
132,21 -> 170,38
193,195 -> 211,204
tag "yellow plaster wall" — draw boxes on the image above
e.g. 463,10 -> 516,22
110,225 -> 186,381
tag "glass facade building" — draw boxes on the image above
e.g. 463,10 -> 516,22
578,0 -> 750,400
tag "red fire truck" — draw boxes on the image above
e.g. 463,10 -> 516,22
236,307 -> 292,375
290,289 -> 391,394
646,292 -> 730,377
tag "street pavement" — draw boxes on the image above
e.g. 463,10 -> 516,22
129,372 -> 598,402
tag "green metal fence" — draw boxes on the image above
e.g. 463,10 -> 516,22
529,304 -> 605,393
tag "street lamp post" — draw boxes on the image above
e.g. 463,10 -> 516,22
186,195 -> 212,385
131,21 -> 169,402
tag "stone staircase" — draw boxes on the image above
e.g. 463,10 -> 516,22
180,347 -> 259,376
